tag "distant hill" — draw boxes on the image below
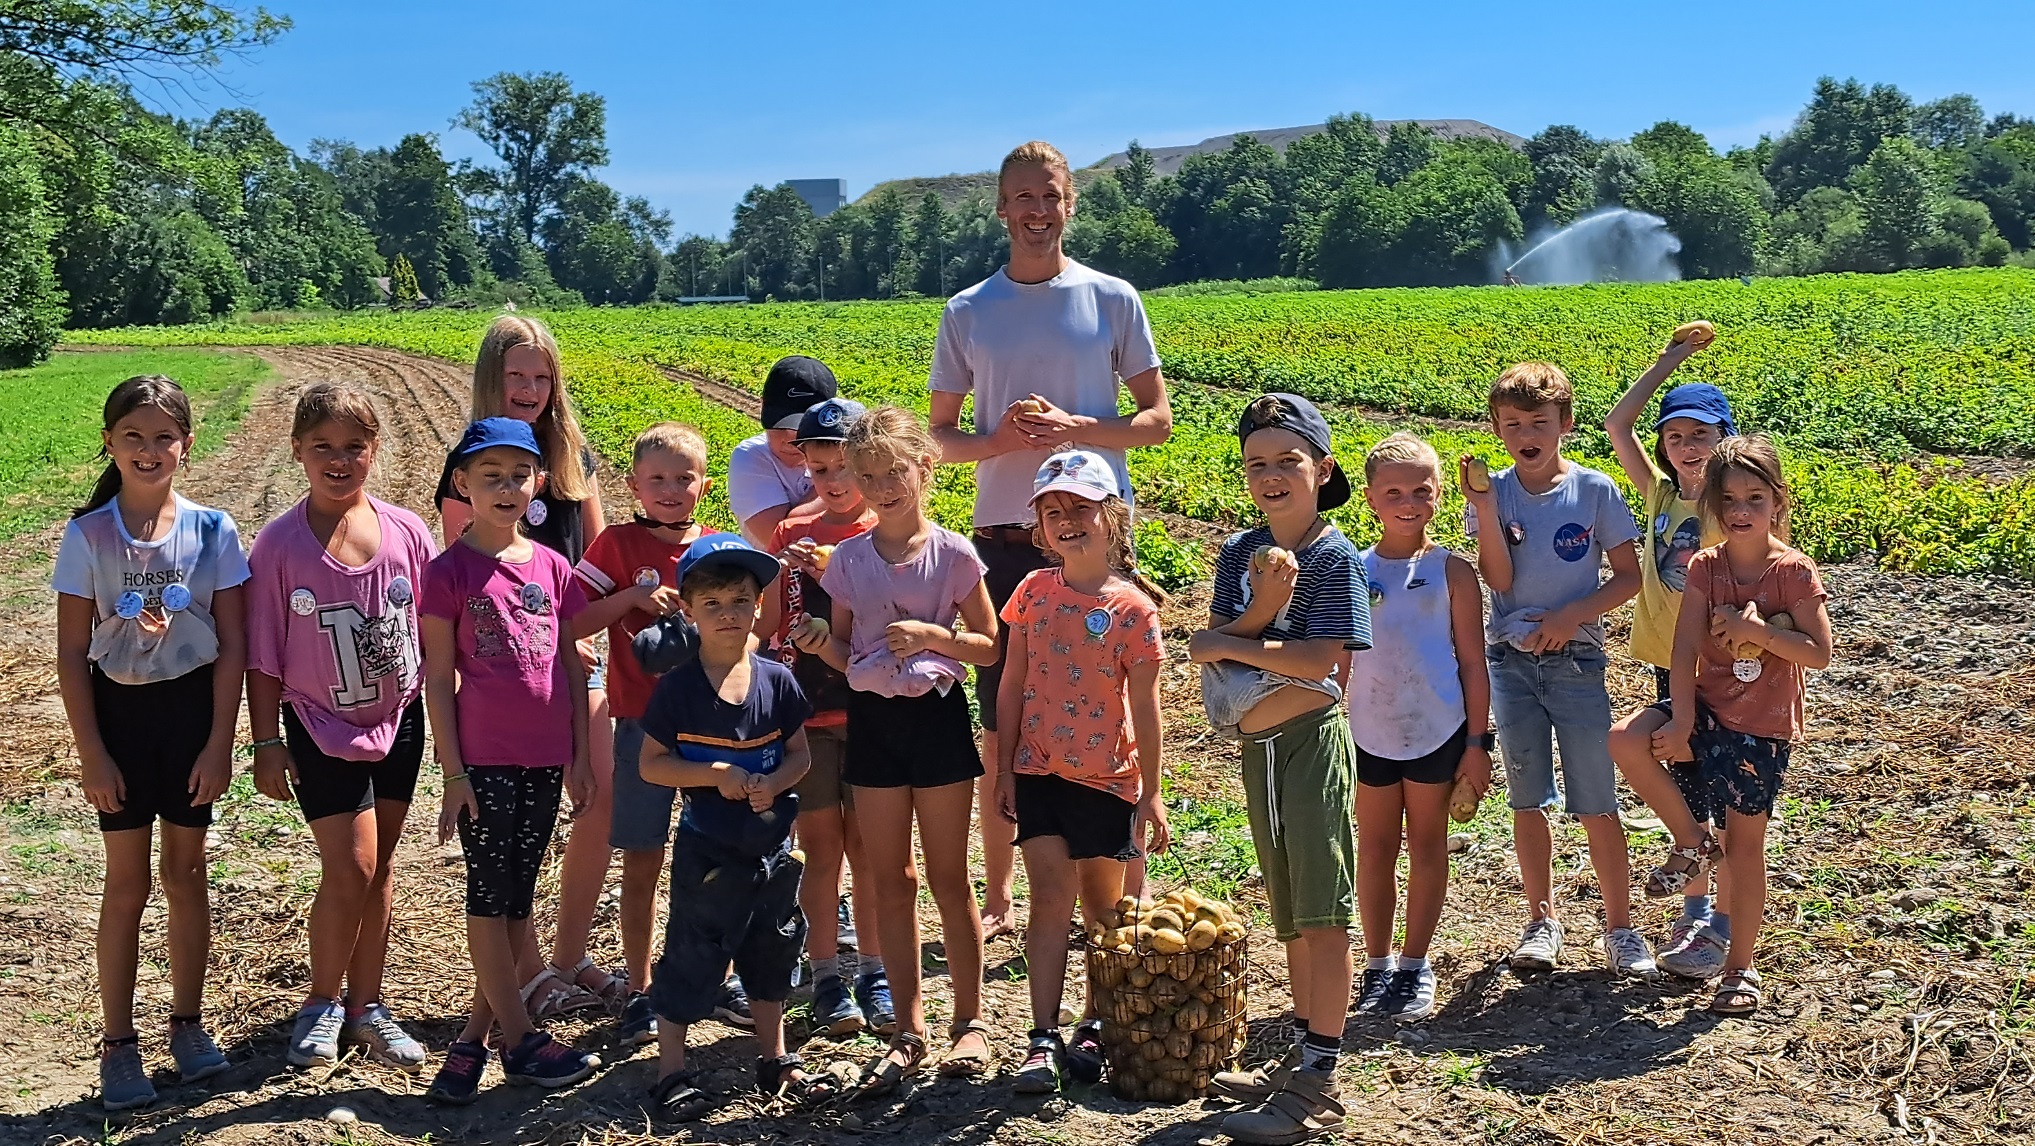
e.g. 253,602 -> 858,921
854,118 -> 1522,207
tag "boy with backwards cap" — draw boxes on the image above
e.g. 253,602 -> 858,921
1189,394 -> 1372,1144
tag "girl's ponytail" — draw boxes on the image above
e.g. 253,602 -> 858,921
72,375 -> 194,519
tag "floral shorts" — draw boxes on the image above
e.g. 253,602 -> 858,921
1691,706 -> 1791,819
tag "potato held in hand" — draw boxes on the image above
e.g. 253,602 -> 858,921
1735,610 -> 1793,660
811,544 -> 835,573
1464,457 -> 1491,494
1015,398 -> 1048,415
1448,773 -> 1481,823
1672,320 -> 1716,349
1251,546 -> 1296,576
790,615 -> 831,646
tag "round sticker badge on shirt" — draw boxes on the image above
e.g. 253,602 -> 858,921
1083,607 -> 1112,639
634,567 -> 661,589
520,581 -> 551,614
525,499 -> 549,528
115,590 -> 145,620
160,583 -> 192,613
1732,656 -> 1765,683
386,575 -> 414,609
290,588 -> 317,616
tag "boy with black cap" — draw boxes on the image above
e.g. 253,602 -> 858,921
1189,393 -> 1371,1144
729,356 -> 837,548
636,534 -> 820,1119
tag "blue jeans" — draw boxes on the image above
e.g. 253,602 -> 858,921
1486,643 -> 1618,817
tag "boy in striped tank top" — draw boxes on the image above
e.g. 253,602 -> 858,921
1349,434 -> 1493,1023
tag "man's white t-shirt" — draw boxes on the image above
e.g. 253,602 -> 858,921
727,433 -> 814,528
929,260 -> 1162,528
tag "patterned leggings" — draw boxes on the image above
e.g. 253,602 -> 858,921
458,766 -> 563,919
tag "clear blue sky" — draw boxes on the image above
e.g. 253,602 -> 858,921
190,0 -> 2035,238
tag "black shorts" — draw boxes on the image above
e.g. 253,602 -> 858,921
1645,668 -> 1699,769
844,687 -> 982,789
971,528 -> 1051,732
92,665 -> 217,834
1012,772 -> 1140,861
651,833 -> 806,1023
284,698 -> 426,823
1692,706 -> 1791,819
458,766 -> 564,919
1355,722 -> 1466,788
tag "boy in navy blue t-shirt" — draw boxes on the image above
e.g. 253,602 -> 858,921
637,536 -> 816,1119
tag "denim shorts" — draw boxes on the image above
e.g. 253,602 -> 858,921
651,832 -> 807,1024
1486,643 -> 1618,817
608,717 -> 678,851
585,653 -> 607,693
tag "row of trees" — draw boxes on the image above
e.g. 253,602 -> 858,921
3,8 -> 2033,364
711,79 -> 2035,300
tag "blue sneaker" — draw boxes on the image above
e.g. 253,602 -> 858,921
99,1038 -> 157,1111
812,975 -> 864,1037
617,992 -> 659,1046
426,1040 -> 487,1105
713,975 -> 754,1029
502,1031 -> 598,1088
168,1018 -> 229,1082
287,998 -> 346,1067
854,970 -> 896,1037
1354,967 -> 1394,1015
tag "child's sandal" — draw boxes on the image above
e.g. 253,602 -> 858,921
650,1070 -> 714,1122
564,956 -> 630,1012
522,966 -> 602,1019
1644,829 -> 1720,898
937,1018 -> 993,1078
1710,968 -> 1763,1015
758,1053 -> 836,1103
857,1031 -> 927,1098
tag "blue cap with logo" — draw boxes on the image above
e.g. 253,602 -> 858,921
676,533 -> 781,591
453,416 -> 542,460
1654,384 -> 1737,436
794,397 -> 867,445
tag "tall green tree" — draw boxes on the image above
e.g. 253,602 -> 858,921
1524,125 -> 1603,229
1629,122 -> 1769,277
0,122 -> 63,364
1849,135 -> 1937,271
729,182 -> 816,300
909,191 -> 951,296
455,71 -> 609,245
1765,77 -> 1914,206
374,133 -> 479,299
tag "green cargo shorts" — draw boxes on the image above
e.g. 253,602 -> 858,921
1240,703 -> 1357,941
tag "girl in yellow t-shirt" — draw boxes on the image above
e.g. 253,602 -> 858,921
1603,325 -> 1738,981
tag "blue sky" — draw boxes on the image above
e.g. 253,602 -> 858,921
190,0 -> 2035,238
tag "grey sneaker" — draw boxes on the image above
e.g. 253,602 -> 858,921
1385,966 -> 1437,1022
168,1020 -> 229,1082
344,1002 -> 427,1071
1659,923 -> 1729,980
99,1039 -> 157,1111
1606,927 -> 1660,979
287,998 -> 346,1067
1509,917 -> 1565,973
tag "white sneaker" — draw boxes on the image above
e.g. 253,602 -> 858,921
1510,917 -> 1565,973
1606,927 -> 1660,979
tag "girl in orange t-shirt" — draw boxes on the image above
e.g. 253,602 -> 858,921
993,449 -> 1170,1094
1656,436 -> 1832,1016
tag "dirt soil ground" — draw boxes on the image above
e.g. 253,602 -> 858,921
0,347 -> 2031,1146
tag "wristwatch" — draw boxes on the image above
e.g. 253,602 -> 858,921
1474,731 -> 1497,751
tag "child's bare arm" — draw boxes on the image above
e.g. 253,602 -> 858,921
1127,656 -> 1170,853
1191,632 -> 1346,680
639,741 -> 744,791
994,621 -> 1031,777
891,581 -> 999,666
1461,473 -> 1513,593
1605,339 -> 1701,493
1446,553 -> 1493,733
420,615 -> 465,773
1742,595 -> 1834,670
56,594 -> 119,811
764,727 -> 812,798
572,582 -> 670,640
1661,575 -> 1710,758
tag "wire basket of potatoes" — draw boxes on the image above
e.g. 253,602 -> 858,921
1084,887 -> 1249,1103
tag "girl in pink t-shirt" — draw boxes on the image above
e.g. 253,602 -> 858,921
421,417 -> 597,1097
1656,436 -> 1832,1017
992,449 -> 1169,1094
246,383 -> 436,1073
795,406 -> 1000,1092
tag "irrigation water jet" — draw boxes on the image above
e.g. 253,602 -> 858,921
1500,208 -> 1682,285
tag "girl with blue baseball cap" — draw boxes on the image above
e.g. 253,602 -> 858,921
1602,322 -> 1739,982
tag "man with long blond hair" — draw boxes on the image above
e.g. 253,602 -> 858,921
926,140 -> 1173,1075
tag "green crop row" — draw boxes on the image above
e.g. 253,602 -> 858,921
65,268 -> 2035,577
